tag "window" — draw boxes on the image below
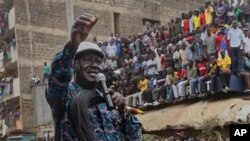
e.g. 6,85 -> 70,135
114,13 -> 120,35
142,18 -> 160,27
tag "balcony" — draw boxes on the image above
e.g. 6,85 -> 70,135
0,96 -> 21,137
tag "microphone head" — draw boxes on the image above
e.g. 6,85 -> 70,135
96,73 -> 106,82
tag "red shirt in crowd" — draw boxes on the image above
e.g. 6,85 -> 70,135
163,31 -> 169,39
215,34 -> 229,53
199,13 -> 206,26
161,54 -> 168,70
160,31 -> 166,41
196,62 -> 208,77
177,68 -> 187,80
182,19 -> 190,35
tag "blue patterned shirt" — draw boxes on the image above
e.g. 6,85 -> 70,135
45,44 -> 142,141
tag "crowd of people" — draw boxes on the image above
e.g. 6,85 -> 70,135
95,0 -> 250,108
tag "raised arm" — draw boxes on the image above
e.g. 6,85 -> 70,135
45,14 -> 98,117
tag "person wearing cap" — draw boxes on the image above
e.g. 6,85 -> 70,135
227,21 -> 244,74
46,14 -> 141,141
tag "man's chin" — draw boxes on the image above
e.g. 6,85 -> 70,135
82,80 -> 98,89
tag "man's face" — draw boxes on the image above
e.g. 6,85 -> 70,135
175,45 -> 180,50
75,52 -> 103,85
199,57 -> 203,62
242,19 -> 246,24
214,18 -> 219,25
219,0 -> 222,5
244,30 -> 248,35
188,61 -> 193,68
110,39 -> 114,45
150,54 -> 155,60
233,22 -> 237,29
248,31 -> 250,38
221,51 -> 225,58
207,29 -> 211,36
137,54 -> 141,60
144,55 -> 149,60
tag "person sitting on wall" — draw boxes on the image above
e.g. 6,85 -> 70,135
217,50 -> 231,93
32,75 -> 40,85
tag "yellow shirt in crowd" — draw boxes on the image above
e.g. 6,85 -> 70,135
138,79 -> 148,92
205,6 -> 214,25
217,56 -> 231,72
193,15 -> 200,30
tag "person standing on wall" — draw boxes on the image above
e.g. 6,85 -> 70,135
43,62 -> 50,83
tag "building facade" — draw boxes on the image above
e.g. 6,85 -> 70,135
0,0 -> 203,140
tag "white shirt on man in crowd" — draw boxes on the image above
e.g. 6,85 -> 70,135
173,49 -> 180,60
146,58 -> 157,75
227,27 -> 244,47
106,43 -> 116,57
244,33 -> 250,53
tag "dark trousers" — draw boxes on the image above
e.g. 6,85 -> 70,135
230,47 -> 240,73
210,75 -> 216,91
220,72 -> 231,88
145,89 -> 153,103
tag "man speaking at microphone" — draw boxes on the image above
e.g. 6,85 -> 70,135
45,13 -> 142,141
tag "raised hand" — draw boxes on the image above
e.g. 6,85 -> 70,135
71,13 -> 98,47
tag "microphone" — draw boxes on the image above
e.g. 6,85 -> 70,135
96,73 -> 144,114
96,73 -> 114,108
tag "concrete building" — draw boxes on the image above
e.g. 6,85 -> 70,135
0,0 -> 203,140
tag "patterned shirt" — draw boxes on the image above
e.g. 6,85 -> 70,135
46,44 -> 142,141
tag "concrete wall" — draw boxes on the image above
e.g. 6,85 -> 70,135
74,0 -> 203,40
14,0 -> 203,137
32,84 -> 53,127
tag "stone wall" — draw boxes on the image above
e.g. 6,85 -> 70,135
14,0 -> 203,136
74,0 -> 203,39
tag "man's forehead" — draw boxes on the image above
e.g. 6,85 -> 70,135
78,51 -> 103,59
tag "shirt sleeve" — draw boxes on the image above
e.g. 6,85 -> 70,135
123,114 -> 142,141
210,6 -> 214,13
45,43 -> 77,118
240,30 -> 244,41
181,20 -> 184,27
227,31 -> 231,40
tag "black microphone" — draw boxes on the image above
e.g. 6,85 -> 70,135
96,73 -> 114,108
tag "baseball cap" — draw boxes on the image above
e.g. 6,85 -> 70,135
75,42 -> 105,60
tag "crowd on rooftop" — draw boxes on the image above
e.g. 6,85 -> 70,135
94,0 -> 250,108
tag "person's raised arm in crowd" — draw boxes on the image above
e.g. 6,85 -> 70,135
46,13 -> 142,141
46,14 -> 98,116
